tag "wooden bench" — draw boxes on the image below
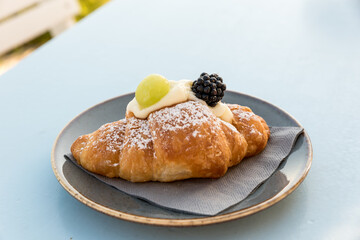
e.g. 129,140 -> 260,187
0,0 -> 80,55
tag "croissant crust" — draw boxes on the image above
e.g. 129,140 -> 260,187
71,101 -> 269,182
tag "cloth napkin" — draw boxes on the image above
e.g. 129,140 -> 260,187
65,126 -> 303,216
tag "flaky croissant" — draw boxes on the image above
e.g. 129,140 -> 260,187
71,101 -> 270,182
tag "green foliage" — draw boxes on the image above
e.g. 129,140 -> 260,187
76,0 -> 110,21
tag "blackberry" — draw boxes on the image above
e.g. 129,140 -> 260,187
191,73 -> 226,107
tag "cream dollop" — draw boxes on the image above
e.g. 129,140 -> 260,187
126,79 -> 233,123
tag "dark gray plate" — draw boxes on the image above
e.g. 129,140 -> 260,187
51,91 -> 312,226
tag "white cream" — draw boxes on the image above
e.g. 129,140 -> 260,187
188,90 -> 233,123
126,79 -> 233,123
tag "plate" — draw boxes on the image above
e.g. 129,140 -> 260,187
51,91 -> 312,226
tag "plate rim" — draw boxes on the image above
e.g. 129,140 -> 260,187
51,90 -> 313,227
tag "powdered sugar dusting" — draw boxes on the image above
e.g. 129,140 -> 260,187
149,101 -> 222,135
231,107 -> 263,137
88,120 -> 127,152
124,117 -> 152,150
231,107 -> 255,121
250,124 -> 261,136
83,102 -> 266,156
220,119 -> 238,133
192,130 -> 200,137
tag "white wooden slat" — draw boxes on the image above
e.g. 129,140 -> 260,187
0,0 -> 42,19
50,18 -> 75,36
0,0 -> 80,55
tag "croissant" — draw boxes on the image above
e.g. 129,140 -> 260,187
71,101 -> 270,182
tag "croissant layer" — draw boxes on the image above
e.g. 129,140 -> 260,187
71,101 -> 269,182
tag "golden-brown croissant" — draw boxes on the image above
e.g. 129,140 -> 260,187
71,101 -> 269,182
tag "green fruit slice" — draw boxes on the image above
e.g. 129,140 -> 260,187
135,74 -> 170,108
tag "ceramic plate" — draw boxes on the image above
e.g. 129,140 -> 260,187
51,91 -> 312,226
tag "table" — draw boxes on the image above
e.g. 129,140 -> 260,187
1,0 -> 359,239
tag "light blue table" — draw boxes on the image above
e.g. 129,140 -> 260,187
1,0 -> 360,239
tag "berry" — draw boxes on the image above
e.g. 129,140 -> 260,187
211,88 -> 217,95
196,85 -> 204,92
204,86 -> 210,94
191,72 -> 226,106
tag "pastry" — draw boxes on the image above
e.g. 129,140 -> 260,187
71,73 -> 270,182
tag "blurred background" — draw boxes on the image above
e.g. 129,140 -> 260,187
0,0 -> 109,75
